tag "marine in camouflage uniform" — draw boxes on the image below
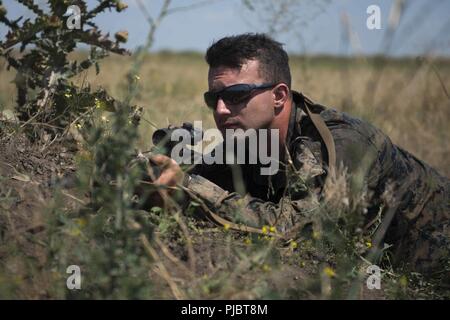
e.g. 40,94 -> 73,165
182,91 -> 450,281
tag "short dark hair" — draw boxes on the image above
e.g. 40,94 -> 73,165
205,33 -> 291,88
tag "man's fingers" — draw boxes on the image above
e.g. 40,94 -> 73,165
148,154 -> 184,188
149,154 -> 179,171
150,154 -> 172,166
156,170 -> 181,186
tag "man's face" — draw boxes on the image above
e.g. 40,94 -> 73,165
207,60 -> 276,135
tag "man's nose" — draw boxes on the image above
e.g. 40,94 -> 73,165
215,98 -> 231,115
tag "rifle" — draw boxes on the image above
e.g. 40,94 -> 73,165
151,122 -> 203,158
133,122 -> 283,239
128,122 -> 201,206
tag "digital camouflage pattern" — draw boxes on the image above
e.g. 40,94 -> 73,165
183,91 -> 450,281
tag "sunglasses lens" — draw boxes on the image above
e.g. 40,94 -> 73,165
221,90 -> 251,105
204,84 -> 272,110
204,92 -> 218,109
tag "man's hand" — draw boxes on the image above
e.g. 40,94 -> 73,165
139,154 -> 185,208
149,154 -> 184,190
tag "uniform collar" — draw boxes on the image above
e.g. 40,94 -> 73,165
286,91 -> 307,155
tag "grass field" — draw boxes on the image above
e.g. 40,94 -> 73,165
2,52 -> 449,176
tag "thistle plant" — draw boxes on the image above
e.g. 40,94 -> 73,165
0,0 -> 129,138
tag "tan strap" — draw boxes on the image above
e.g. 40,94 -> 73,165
301,102 -> 337,180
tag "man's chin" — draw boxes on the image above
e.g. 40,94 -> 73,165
221,123 -> 242,130
225,129 -> 260,144
218,125 -> 237,135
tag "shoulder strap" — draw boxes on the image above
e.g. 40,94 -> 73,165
300,97 -> 337,180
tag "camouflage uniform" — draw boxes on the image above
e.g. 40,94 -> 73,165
182,91 -> 450,279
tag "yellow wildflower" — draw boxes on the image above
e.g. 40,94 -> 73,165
262,264 -> 271,272
74,218 -> 87,228
68,228 -> 81,237
399,275 -> 408,287
95,98 -> 107,110
324,267 -> 336,278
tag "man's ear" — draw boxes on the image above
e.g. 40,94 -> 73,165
273,83 -> 290,109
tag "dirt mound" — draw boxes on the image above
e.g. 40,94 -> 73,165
0,131 -> 78,297
0,133 -> 76,264
0,132 -> 76,210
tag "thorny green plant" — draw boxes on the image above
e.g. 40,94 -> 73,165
0,0 -> 129,139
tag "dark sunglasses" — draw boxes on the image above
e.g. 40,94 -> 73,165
204,83 -> 276,110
